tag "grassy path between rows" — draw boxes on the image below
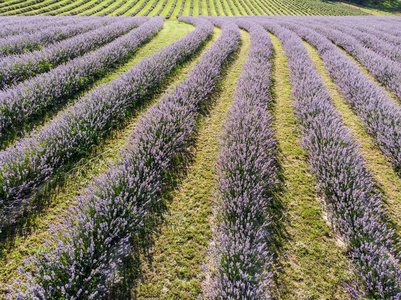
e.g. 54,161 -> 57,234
270,34 -> 354,300
0,20 -> 198,295
132,30 -> 250,299
304,41 -> 401,237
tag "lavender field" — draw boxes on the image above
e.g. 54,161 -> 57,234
1,15 -> 401,299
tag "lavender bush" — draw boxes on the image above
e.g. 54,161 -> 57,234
0,17 -> 140,88
0,16 -> 151,139
202,18 -> 277,299
0,16 -> 213,231
9,17 -> 240,300
259,19 -> 401,299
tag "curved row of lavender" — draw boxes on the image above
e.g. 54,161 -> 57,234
0,16 -> 215,232
9,16 -> 240,300
259,20 -> 401,299
293,18 -> 401,101
278,20 -> 401,173
202,18 -> 277,299
313,18 -> 401,63
0,16 -> 82,37
319,16 -> 401,46
0,17 -> 118,57
0,17 -> 150,139
0,17 -> 140,88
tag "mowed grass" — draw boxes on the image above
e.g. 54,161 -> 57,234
269,34 -> 355,300
304,41 -> 401,237
0,20 -> 199,295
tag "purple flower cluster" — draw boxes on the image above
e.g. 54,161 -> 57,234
10,17 -> 240,299
202,18 -> 277,299
295,18 -> 401,100
0,16 -> 150,138
0,16 -> 214,231
281,20 -> 401,175
0,17 -> 117,57
259,19 -> 401,299
0,17 -> 140,88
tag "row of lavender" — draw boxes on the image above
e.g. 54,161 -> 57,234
258,19 -> 401,298
0,16 -> 140,88
202,18 -> 277,299
0,16 -> 149,140
9,17 -> 240,299
0,17 -> 117,56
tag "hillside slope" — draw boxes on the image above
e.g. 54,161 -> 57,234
0,0 -> 370,16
